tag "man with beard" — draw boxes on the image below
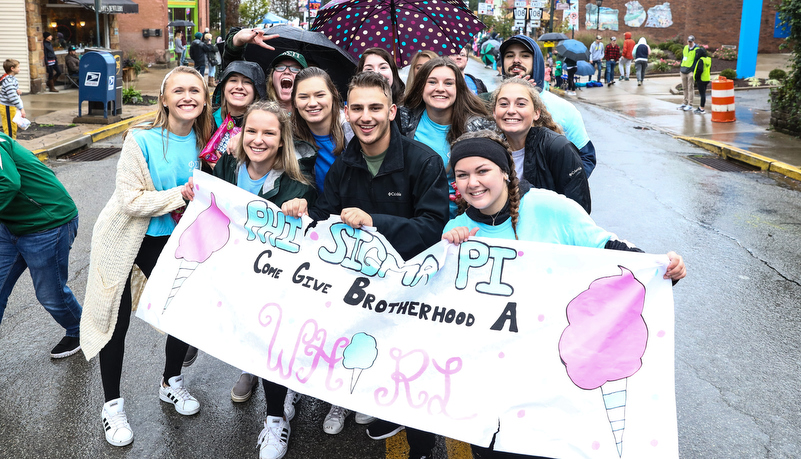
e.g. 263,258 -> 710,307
492,35 -> 597,177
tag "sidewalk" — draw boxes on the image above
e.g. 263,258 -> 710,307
553,53 -> 801,181
17,66 -> 171,158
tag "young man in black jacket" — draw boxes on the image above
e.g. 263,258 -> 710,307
282,71 -> 449,459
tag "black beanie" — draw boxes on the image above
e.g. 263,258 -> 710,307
43,32 -> 52,39
449,137 -> 512,174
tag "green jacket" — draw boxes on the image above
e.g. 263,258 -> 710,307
211,142 -> 318,207
0,133 -> 78,235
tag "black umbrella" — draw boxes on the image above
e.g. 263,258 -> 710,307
242,25 -> 358,98
168,20 -> 196,27
538,32 -> 569,42
556,39 -> 590,62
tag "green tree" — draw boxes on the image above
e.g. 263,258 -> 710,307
772,0 -> 801,135
239,0 -> 271,27
270,0 -> 303,22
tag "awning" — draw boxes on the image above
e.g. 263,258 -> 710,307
62,0 -> 139,14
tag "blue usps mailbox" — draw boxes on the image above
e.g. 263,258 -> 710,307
78,51 -> 117,118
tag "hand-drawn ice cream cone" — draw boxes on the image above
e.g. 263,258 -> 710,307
601,378 -> 628,457
163,192 -> 230,313
350,368 -> 363,394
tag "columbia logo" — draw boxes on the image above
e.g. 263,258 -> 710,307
388,192 -> 402,197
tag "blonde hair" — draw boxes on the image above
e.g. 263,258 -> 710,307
491,78 -> 563,135
405,50 -> 438,97
126,66 -> 213,154
234,100 -> 310,186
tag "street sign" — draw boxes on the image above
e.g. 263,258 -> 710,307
530,0 -> 545,7
478,2 -> 494,15
514,0 -> 527,7
514,8 -> 527,20
514,19 -> 526,28
530,19 -> 541,28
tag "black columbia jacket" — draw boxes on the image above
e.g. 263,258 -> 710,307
519,126 -> 592,214
309,123 -> 449,260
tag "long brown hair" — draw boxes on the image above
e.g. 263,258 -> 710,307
404,57 -> 490,143
127,66 -> 213,153
357,48 -> 405,106
452,130 -> 521,240
291,67 -> 346,156
491,78 -> 563,135
234,100 -> 310,186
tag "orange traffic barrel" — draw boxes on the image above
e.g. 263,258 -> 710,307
711,76 -> 736,122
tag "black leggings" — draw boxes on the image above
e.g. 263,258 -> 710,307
262,379 -> 288,417
567,67 -> 577,91
696,81 -> 709,108
99,235 -> 191,402
47,64 -> 61,82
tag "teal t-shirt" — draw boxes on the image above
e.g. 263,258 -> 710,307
443,188 -> 614,248
133,127 -> 200,236
236,163 -> 271,195
414,110 -> 457,218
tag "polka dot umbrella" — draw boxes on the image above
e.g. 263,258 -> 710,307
310,0 -> 485,68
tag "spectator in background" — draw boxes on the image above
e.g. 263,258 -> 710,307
189,32 -> 215,79
204,33 -> 220,87
693,46 -> 711,114
633,37 -> 650,86
678,35 -> 700,111
589,35 -> 604,82
449,46 -> 487,95
174,31 -> 187,66
619,31 -> 635,81
65,46 -> 81,77
0,59 -> 26,139
43,32 -> 61,92
604,37 -> 620,85
405,50 -> 437,97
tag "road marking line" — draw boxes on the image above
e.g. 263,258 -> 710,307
386,430 -> 409,459
445,438 -> 473,458
386,432 -> 473,458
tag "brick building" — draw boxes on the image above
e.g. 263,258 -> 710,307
576,0 -> 786,53
116,0 -> 210,66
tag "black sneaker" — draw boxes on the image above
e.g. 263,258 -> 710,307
366,419 -> 405,440
183,346 -> 198,367
51,336 -> 81,359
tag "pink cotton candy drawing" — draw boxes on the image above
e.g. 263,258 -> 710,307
164,192 -> 231,313
558,266 -> 648,457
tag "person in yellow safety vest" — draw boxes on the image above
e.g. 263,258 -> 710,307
692,47 -> 712,114
678,35 -> 699,111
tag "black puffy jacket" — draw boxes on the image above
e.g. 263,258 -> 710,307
517,126 -> 592,214
309,123 -> 449,260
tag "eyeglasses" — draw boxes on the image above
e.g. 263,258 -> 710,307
274,65 -> 301,73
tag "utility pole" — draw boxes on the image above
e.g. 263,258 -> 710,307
220,0 -> 226,38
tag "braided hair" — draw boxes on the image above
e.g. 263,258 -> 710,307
451,130 -> 522,240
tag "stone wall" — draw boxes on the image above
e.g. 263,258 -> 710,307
27,1 -> 44,93
577,0 -> 786,53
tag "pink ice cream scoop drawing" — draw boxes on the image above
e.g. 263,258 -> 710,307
163,192 -> 231,313
558,266 -> 647,457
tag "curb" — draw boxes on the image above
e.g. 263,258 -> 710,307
32,111 -> 157,161
674,135 -> 801,181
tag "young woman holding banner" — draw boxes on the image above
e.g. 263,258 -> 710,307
441,131 -> 685,458
182,100 -> 316,459
81,66 -> 213,447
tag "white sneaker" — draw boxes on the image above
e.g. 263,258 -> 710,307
677,104 -> 687,110
258,416 -> 290,459
102,398 -> 134,447
354,412 -> 377,425
159,375 -> 200,415
683,105 -> 693,111
283,389 -> 301,421
323,405 -> 350,434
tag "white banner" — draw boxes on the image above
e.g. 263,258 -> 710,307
137,172 -> 679,458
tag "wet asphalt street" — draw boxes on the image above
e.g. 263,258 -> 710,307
2,58 -> 800,458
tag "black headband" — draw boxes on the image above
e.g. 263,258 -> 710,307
450,137 -> 511,174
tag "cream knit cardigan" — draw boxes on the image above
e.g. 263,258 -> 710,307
80,133 -> 187,360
